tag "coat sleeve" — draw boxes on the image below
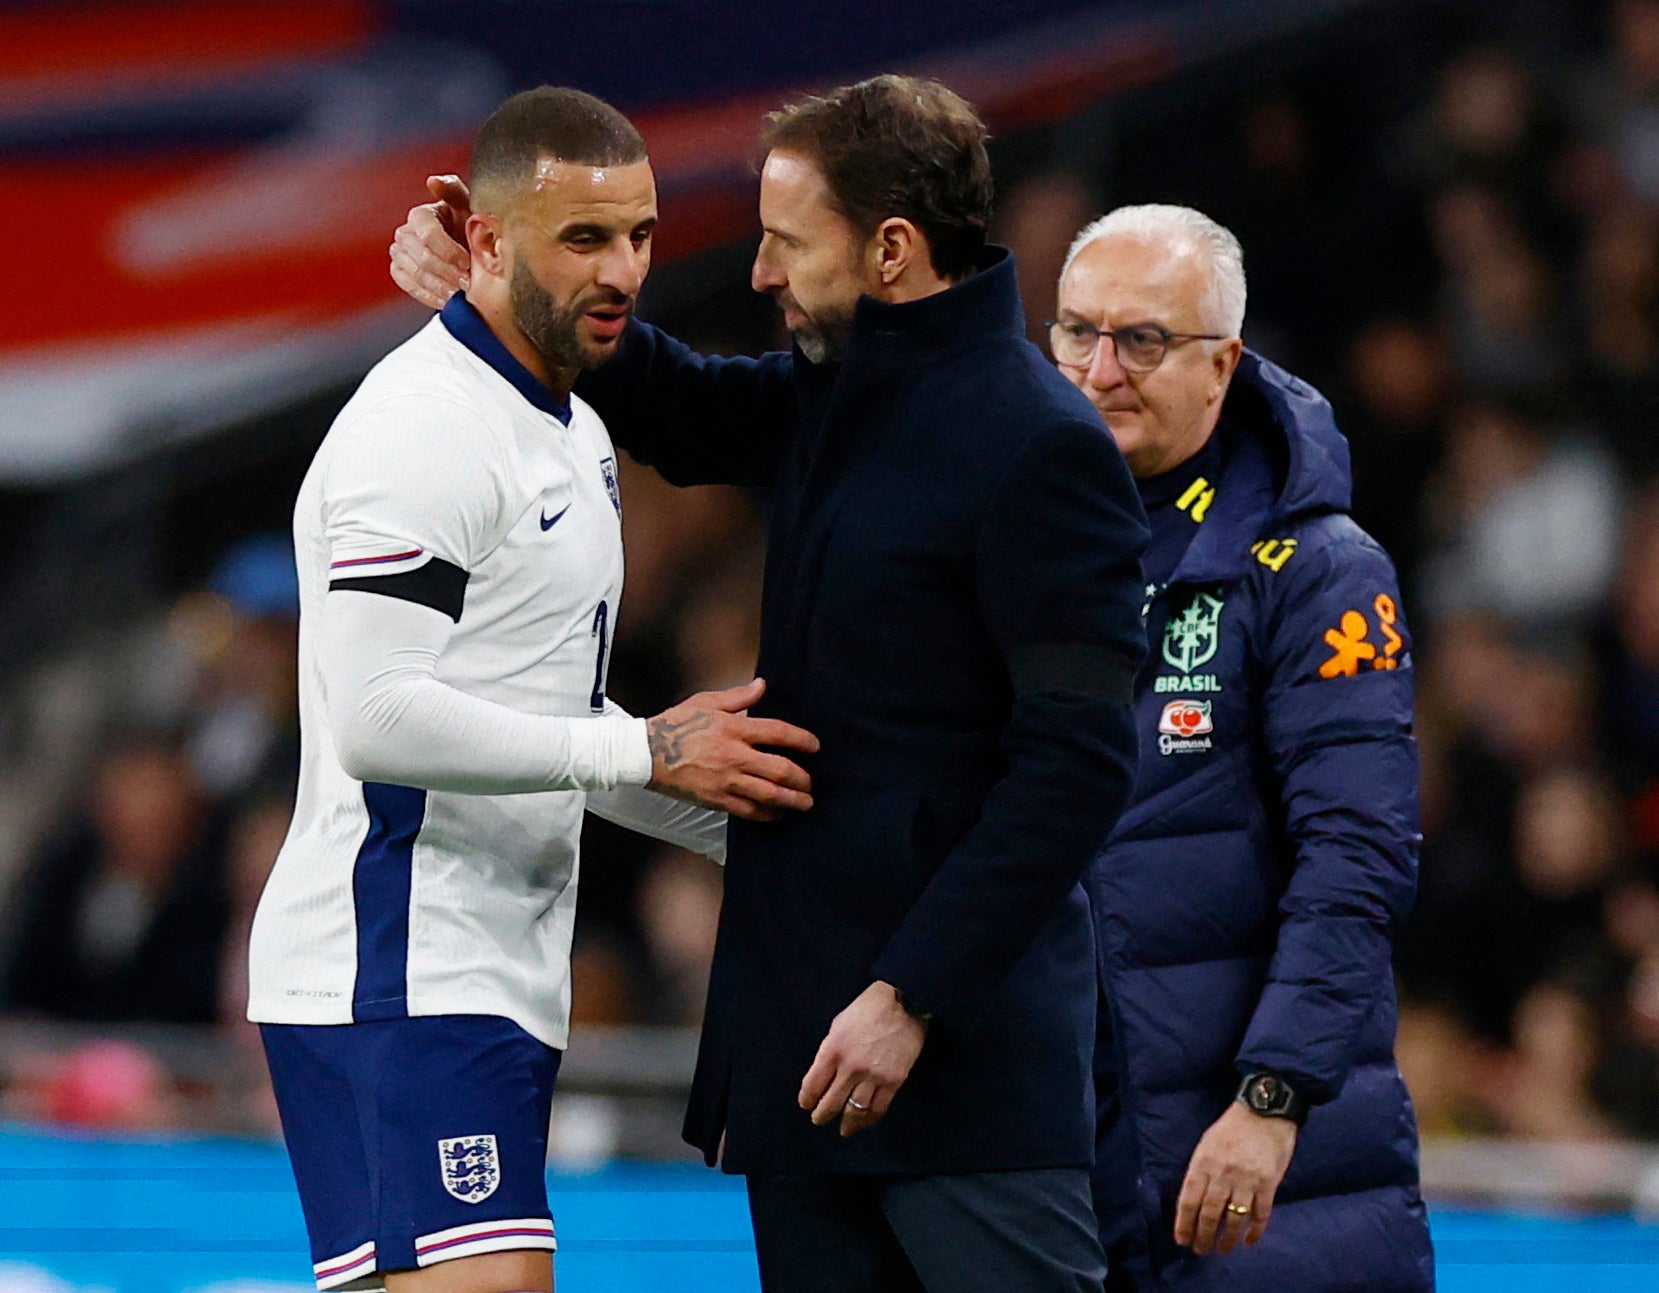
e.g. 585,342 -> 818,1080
572,320 -> 795,487
870,417 -> 1148,1033
1234,527 -> 1421,1103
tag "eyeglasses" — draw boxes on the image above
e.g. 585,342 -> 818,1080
1045,319 -> 1228,373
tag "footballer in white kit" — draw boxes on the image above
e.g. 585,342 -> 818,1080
251,293 -> 711,1288
248,294 -> 679,1051
248,87 -> 816,1293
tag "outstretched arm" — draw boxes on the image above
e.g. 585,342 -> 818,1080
389,176 -> 794,486
323,588 -> 645,794
320,397 -> 817,813
324,591 -> 814,817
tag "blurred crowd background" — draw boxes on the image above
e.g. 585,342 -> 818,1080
3,0 -> 1658,1181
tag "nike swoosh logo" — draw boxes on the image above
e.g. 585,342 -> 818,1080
540,504 -> 570,531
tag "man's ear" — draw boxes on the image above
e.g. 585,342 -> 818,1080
1209,337 -> 1244,405
467,212 -> 507,279
872,217 -> 924,288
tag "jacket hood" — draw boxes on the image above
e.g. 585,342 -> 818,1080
1233,349 -> 1352,522
1171,349 -> 1353,584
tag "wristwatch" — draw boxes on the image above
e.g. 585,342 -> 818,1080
1235,1071 -> 1309,1126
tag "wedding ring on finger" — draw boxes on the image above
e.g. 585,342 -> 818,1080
1225,1202 -> 1253,1216
846,1098 -> 869,1112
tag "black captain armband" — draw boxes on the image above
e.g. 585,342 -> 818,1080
330,557 -> 470,623
1009,643 -> 1137,704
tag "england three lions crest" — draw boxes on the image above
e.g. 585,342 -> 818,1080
599,456 -> 622,518
438,1134 -> 500,1204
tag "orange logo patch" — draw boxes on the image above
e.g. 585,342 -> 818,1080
1318,595 -> 1404,679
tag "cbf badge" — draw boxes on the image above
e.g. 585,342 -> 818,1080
439,1134 -> 500,1204
1162,590 -> 1225,673
599,456 -> 622,518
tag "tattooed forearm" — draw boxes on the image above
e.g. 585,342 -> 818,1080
648,710 -> 716,769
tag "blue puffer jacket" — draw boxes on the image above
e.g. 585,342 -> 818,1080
1088,353 -> 1434,1292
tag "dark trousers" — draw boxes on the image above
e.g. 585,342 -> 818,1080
1094,979 -> 1152,1293
746,1168 -> 1106,1293
1093,1084 -> 1150,1293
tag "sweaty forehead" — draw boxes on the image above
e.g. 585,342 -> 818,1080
521,157 -> 657,223
1059,235 -> 1208,326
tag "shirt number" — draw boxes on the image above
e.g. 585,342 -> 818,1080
590,600 -> 610,711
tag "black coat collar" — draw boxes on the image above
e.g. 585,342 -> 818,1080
818,246 -> 1026,374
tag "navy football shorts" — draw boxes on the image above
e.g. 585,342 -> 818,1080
261,1015 -> 562,1289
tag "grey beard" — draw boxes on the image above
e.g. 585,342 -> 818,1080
791,308 -> 853,366
795,332 -> 831,364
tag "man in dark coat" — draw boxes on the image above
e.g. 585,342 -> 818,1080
1052,204 -> 1434,1292
391,77 -> 1148,1291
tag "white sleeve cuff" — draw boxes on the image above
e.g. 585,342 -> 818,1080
616,717 -> 654,786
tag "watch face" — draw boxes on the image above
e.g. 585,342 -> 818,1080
1249,1075 -> 1282,1112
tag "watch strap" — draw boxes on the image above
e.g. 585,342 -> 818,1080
1235,1070 -> 1309,1126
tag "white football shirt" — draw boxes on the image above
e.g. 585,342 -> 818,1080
248,296 -> 699,1049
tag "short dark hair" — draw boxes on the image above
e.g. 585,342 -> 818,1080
759,75 -> 993,280
470,86 -> 647,212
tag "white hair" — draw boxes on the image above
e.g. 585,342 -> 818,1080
1060,204 -> 1247,338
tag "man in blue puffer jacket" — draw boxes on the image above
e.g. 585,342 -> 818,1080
1051,205 -> 1434,1292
